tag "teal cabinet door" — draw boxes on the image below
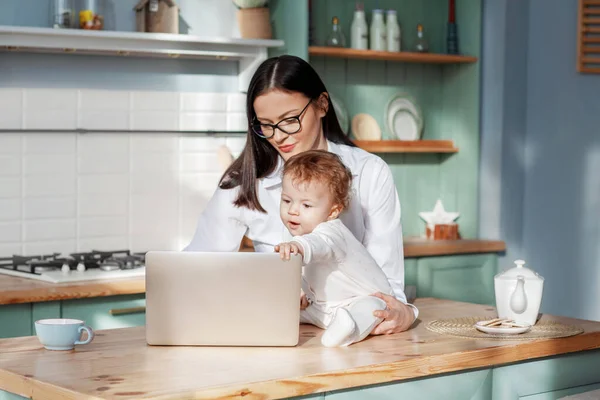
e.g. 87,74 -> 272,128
0,304 -> 32,338
404,258 -> 418,287
416,254 -> 497,305
325,369 -> 492,400
492,350 -> 600,399
61,294 -> 146,331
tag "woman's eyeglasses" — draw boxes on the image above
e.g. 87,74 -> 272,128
252,100 -> 312,139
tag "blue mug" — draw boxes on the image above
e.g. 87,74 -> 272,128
34,319 -> 95,351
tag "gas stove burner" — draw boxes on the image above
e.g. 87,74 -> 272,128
0,249 -> 147,277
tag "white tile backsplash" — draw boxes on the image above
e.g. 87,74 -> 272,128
0,222 -> 21,243
24,219 -> 76,241
23,197 -> 75,220
0,88 -> 249,257
0,156 -> 21,176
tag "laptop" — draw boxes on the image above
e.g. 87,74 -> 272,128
144,251 -> 302,347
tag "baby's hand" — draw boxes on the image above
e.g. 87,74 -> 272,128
274,242 -> 303,261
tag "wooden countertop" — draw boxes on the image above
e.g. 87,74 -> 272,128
0,298 -> 597,400
0,239 -> 504,306
0,276 -> 145,305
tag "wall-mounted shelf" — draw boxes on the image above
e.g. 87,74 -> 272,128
0,25 -> 284,92
309,46 -> 478,64
353,140 -> 458,153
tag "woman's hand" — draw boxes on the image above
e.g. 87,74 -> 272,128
300,293 -> 309,310
274,242 -> 303,260
370,292 -> 415,335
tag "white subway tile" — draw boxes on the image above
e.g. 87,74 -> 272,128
23,197 -> 75,219
78,174 -> 128,195
225,137 -> 247,156
180,153 -> 220,173
181,93 -> 227,112
0,199 -> 20,221
23,154 -> 75,175
0,178 -> 21,198
24,89 -> 78,110
23,240 -> 76,256
226,113 -> 247,132
78,134 -> 129,154
130,134 -> 178,153
0,134 -> 21,153
23,110 -> 78,130
130,195 -> 177,236
24,219 -> 76,241
130,174 -> 178,195
0,89 -> 23,111
227,93 -> 246,112
180,113 -> 227,131
0,90 -> 23,129
23,133 -> 76,154
78,111 -> 130,130
0,243 -> 22,257
131,153 -> 179,173
79,194 -> 127,217
79,217 -> 128,237
0,156 -> 21,176
78,237 -> 129,252
179,136 -> 225,152
130,111 -> 179,131
79,90 -> 130,110
131,234 -> 179,252
0,222 -> 21,243
179,173 -> 221,194
78,153 -> 129,175
131,91 -> 179,111
24,175 -> 76,197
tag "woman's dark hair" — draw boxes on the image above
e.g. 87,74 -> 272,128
219,54 -> 355,213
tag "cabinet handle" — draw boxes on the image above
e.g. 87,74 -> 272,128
109,306 -> 146,316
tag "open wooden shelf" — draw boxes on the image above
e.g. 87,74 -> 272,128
309,46 -> 478,64
353,140 -> 458,153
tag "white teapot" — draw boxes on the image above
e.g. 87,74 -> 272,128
494,259 -> 544,326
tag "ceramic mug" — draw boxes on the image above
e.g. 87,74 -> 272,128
34,319 -> 95,351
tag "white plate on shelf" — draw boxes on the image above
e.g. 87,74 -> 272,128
330,93 -> 349,135
474,321 -> 532,335
386,94 -> 423,141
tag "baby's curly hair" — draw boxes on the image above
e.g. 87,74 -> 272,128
282,150 -> 353,209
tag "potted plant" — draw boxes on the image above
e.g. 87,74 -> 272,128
233,0 -> 272,39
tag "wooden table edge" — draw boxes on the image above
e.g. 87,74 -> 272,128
2,330 -> 598,400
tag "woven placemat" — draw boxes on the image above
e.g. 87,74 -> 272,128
426,316 -> 584,340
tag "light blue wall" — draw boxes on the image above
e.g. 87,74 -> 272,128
481,0 -> 600,321
523,0 -> 600,321
0,0 -> 240,92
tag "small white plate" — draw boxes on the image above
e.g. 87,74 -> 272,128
391,109 -> 419,141
474,321 -> 532,335
386,94 -> 423,140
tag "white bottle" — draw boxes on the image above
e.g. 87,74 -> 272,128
350,5 -> 368,49
369,9 -> 386,51
386,10 -> 401,52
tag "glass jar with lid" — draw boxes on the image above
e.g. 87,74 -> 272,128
51,0 -> 75,29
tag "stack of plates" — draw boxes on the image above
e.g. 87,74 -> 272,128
385,93 -> 423,141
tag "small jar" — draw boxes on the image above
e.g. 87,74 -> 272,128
51,0 -> 75,29
79,0 -> 105,30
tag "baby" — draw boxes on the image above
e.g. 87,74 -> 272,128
275,150 -> 395,347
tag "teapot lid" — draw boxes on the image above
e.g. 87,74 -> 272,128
495,259 -> 544,281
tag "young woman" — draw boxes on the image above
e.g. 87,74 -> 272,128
184,55 -> 417,334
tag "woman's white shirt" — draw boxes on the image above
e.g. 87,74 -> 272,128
184,140 -> 418,318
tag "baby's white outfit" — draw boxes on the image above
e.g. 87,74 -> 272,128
290,219 -> 394,347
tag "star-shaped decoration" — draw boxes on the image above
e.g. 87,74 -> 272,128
419,199 -> 460,226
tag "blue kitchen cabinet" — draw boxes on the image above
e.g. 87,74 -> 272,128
61,294 -> 146,331
325,369 -> 492,399
0,304 -> 32,338
412,254 -> 497,305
